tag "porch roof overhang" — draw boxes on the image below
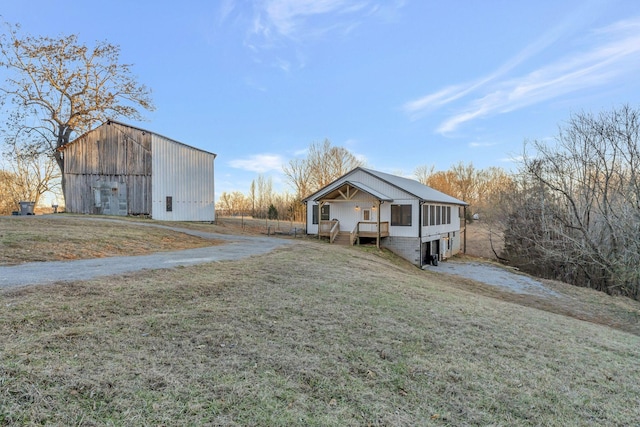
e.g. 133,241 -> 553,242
313,181 -> 393,203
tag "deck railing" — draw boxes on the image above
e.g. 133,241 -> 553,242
350,224 -> 358,245
321,220 -> 389,244
329,220 -> 340,243
319,220 -> 338,236
356,221 -> 389,236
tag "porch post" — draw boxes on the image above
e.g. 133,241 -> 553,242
318,200 -> 325,240
463,205 -> 467,254
376,200 -> 381,249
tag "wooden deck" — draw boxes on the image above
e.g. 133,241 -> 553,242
355,221 -> 389,238
319,220 -> 389,245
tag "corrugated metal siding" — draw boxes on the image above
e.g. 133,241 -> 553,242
151,135 -> 215,221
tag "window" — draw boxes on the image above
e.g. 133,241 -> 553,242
391,204 -> 412,226
363,209 -> 371,221
166,196 -> 173,212
429,205 -> 435,226
312,204 -> 331,224
422,205 -> 429,225
446,206 -> 451,224
321,205 -> 330,221
436,205 -> 441,225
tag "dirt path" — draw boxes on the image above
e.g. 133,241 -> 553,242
0,221 -> 296,288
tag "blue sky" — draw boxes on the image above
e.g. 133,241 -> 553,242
3,0 -> 640,198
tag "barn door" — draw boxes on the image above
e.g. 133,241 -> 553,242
109,187 -> 119,215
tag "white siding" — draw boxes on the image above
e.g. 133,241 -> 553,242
306,169 -> 417,234
151,135 -> 215,221
421,205 -> 460,238
386,199 -> 420,237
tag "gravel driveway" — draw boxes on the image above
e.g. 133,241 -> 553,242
426,260 -> 562,298
2,217 -> 557,298
0,222 -> 295,289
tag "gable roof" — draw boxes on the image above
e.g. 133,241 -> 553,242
312,180 -> 394,202
304,167 -> 467,206
60,120 -> 217,157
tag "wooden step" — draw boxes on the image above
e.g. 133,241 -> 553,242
332,232 -> 352,245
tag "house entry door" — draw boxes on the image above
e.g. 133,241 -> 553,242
362,208 -> 376,222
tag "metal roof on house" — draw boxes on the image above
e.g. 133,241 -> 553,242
304,167 -> 467,206
360,168 -> 467,205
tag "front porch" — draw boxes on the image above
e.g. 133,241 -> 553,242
319,220 -> 389,246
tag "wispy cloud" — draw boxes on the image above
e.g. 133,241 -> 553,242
405,15 -> 640,134
403,12 -> 572,120
246,0 -> 404,49
218,0 -> 236,24
252,0 -> 370,40
229,154 -> 284,173
228,0 -> 404,75
469,141 -> 498,148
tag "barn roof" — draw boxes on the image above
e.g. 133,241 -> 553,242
60,119 -> 217,157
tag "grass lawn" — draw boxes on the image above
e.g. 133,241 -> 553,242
1,217 -> 639,425
0,215 -> 216,265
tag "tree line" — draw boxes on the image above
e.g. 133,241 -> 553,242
216,140 -> 364,221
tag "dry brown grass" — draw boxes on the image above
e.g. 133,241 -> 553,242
0,215 -> 219,265
1,235 -> 640,425
464,220 -> 504,259
0,216 -> 640,426
212,215 -> 305,236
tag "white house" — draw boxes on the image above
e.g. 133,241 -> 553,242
303,167 -> 467,267
61,120 -> 216,221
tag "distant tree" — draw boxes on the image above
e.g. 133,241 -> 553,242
283,139 -> 364,221
0,169 -> 19,215
249,180 -> 256,216
284,139 -> 364,198
267,204 -> 278,220
0,22 -> 154,201
415,161 -> 512,222
216,191 -> 250,216
248,174 -> 274,219
2,144 -> 60,207
414,164 -> 436,186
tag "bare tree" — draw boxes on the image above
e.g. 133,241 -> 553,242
249,180 -> 256,217
415,161 -> 513,220
283,140 -> 364,222
283,158 -> 310,202
216,191 -> 250,216
504,105 -> 640,299
414,164 -> 436,186
251,174 -> 273,219
0,169 -> 19,215
0,22 -> 154,201
2,144 -> 60,207
284,140 -> 364,197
